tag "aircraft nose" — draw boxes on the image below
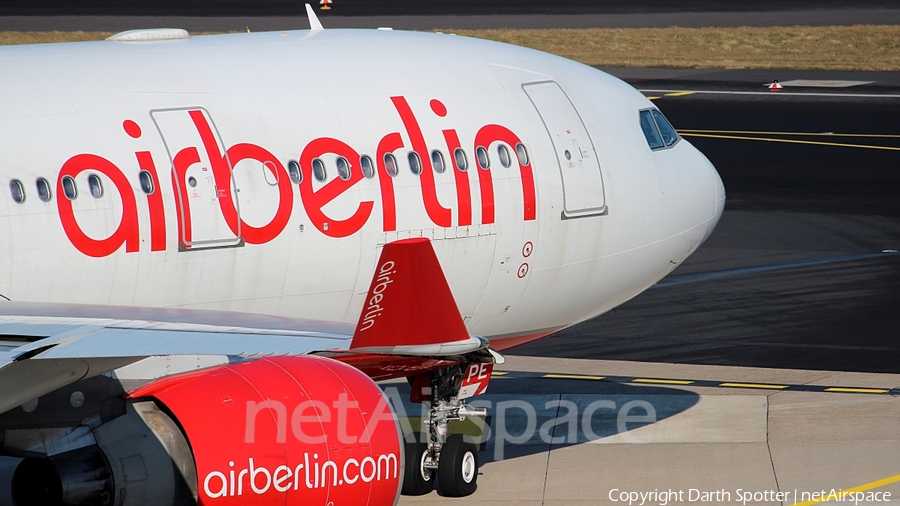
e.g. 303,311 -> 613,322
654,140 -> 724,246
704,156 -> 726,243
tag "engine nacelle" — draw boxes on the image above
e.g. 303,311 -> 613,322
9,356 -> 404,506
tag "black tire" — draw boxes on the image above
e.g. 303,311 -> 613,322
437,434 -> 478,497
401,435 -> 434,496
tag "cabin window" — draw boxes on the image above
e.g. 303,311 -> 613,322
639,109 -> 664,150
9,179 -> 25,203
360,155 -> 375,179
287,160 -> 302,184
431,150 -> 446,174
476,146 -> 490,170
312,158 -> 327,182
62,175 -> 78,200
498,145 -> 512,168
88,174 -> 104,198
187,176 -> 197,188
515,143 -> 530,166
36,178 -> 52,202
652,109 -> 679,146
408,151 -> 423,175
454,148 -> 469,172
383,154 -> 399,177
336,156 -> 351,181
138,171 -> 155,195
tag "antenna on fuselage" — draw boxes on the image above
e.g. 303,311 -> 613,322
306,3 -> 324,31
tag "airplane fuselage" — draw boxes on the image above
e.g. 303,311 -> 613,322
0,28 -> 724,348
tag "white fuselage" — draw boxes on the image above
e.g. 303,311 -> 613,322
0,29 -> 724,349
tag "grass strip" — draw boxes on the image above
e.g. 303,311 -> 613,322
0,31 -> 114,45
450,25 -> 900,71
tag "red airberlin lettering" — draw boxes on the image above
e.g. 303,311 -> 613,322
222,143 -> 293,244
391,96 -> 452,227
186,111 -> 293,245
298,138 -> 374,238
474,124 -> 536,221
57,154 -> 140,257
202,453 -> 398,498
56,97 -> 536,257
375,132 -> 403,232
124,120 -> 167,252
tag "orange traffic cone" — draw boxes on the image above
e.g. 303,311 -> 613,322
768,80 -> 783,92
320,0 -> 332,10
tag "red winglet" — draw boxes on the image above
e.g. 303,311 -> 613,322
350,238 -> 470,351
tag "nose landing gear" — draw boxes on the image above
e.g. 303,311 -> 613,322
401,363 -> 490,497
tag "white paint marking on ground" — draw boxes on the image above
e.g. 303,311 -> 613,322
640,89 -> 900,99
777,79 -> 875,88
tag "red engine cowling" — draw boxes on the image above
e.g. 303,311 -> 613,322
128,355 -> 404,506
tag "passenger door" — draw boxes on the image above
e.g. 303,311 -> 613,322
523,81 -> 606,218
151,107 -> 242,249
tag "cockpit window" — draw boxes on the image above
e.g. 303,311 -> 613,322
652,110 -> 679,146
639,110 -> 664,150
640,108 -> 680,150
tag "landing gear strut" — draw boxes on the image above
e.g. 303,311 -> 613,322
401,364 -> 488,497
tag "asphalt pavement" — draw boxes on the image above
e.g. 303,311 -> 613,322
2,0 -> 900,31
398,355 -> 900,506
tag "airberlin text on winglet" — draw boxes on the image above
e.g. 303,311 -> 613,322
358,260 -> 395,333
57,96 -> 537,258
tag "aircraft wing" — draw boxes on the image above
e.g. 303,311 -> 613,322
0,238 -> 491,415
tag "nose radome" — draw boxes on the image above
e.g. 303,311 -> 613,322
703,156 -> 726,243
712,159 -> 726,204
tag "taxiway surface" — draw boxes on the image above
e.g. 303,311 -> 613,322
396,355 -> 900,505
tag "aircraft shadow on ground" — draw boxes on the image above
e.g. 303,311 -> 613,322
385,377 -> 700,465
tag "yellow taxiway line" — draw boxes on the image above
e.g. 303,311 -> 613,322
791,473 -> 900,506
543,374 -> 605,381
631,378 -> 695,385
679,129 -> 900,138
824,387 -> 889,394
719,382 -> 788,390
679,132 -> 900,152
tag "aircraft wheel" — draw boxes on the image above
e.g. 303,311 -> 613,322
401,435 -> 434,496
437,434 -> 478,497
